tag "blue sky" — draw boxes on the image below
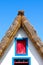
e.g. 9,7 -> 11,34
0,0 -> 43,42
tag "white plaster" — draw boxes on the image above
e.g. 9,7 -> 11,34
0,28 -> 43,65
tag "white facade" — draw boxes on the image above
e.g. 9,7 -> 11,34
0,28 -> 43,65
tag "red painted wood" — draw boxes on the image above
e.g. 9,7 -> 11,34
16,40 -> 26,54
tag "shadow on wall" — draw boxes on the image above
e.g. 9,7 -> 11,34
0,40 -> 14,64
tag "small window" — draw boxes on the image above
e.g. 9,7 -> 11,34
15,38 -> 28,56
12,57 -> 31,65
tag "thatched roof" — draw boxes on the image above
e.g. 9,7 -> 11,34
0,11 -> 43,58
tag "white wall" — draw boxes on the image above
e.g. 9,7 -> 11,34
0,28 -> 43,65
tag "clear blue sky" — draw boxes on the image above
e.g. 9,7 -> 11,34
0,0 -> 43,42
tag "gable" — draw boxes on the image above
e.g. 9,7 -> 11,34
0,28 -> 43,65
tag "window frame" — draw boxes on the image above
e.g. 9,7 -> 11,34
15,38 -> 28,56
12,57 -> 31,65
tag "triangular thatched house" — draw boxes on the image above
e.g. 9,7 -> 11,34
0,11 -> 43,65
